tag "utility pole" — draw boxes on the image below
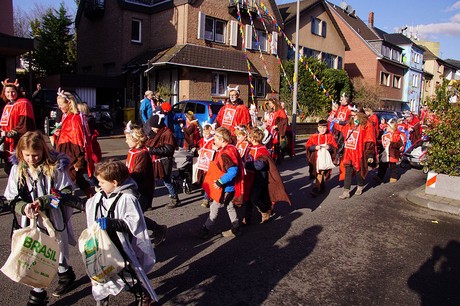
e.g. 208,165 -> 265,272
291,0 -> 300,139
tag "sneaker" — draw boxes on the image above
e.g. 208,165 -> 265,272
151,225 -> 167,247
198,226 -> 210,239
201,199 -> 210,208
222,227 -> 242,238
167,196 -> 181,209
52,267 -> 76,297
27,290 -> 48,306
96,296 -> 109,306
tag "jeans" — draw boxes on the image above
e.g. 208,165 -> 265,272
162,175 -> 177,198
343,165 -> 365,190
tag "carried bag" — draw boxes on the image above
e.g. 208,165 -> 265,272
316,147 -> 335,171
78,222 -> 125,283
1,212 -> 60,288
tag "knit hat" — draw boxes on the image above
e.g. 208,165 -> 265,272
161,102 -> 172,112
147,112 -> 165,128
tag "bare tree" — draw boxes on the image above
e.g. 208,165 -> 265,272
351,77 -> 383,110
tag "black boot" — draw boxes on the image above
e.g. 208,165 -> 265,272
167,195 -> 181,209
52,266 -> 76,297
27,290 -> 48,306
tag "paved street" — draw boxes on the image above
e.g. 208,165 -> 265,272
0,135 -> 459,305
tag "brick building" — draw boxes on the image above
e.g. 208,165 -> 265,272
75,0 -> 282,118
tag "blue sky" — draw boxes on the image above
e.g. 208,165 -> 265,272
14,0 -> 459,60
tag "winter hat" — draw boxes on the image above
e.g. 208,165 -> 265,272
318,119 -> 328,126
148,112 -> 165,128
160,102 -> 172,112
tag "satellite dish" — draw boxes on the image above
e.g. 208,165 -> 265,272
345,5 -> 354,14
339,1 -> 347,10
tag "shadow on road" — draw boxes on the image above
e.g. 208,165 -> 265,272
407,240 -> 460,305
152,210 -> 321,305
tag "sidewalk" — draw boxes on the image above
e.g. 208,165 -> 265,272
406,185 -> 460,216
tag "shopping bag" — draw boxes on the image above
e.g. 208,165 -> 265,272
316,147 -> 335,170
1,212 -> 60,288
78,222 -> 125,283
191,157 -> 199,184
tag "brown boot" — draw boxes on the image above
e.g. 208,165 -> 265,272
339,189 -> 350,199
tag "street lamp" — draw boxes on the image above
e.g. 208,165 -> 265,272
291,0 -> 300,140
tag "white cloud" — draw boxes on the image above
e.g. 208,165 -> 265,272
451,12 -> 460,23
416,22 -> 460,39
446,1 -> 460,11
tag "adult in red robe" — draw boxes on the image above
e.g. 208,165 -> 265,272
0,79 -> 35,173
215,86 -> 251,139
338,106 -> 376,199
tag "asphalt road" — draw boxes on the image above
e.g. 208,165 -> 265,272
0,135 -> 459,306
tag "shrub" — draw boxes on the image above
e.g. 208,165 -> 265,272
425,80 -> 460,176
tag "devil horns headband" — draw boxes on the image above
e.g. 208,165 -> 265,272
1,78 -> 19,88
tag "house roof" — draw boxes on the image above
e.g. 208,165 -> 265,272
278,0 -> 350,51
327,2 -> 379,41
147,44 -> 260,75
0,33 -> 34,57
445,59 -> 460,69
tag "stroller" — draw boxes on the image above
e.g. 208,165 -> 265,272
400,135 -> 429,173
172,147 -> 194,194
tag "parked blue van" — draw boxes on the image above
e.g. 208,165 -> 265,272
171,100 -> 225,126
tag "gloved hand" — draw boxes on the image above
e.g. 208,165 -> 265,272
97,217 -> 107,230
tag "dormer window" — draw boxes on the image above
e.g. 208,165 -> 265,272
131,19 -> 142,43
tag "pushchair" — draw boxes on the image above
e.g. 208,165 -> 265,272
172,147 -> 194,194
400,136 -> 429,173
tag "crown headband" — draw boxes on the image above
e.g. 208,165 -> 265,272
57,87 -> 70,102
227,85 -> 240,94
1,78 -> 19,88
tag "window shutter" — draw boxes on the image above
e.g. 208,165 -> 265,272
270,31 -> 278,55
311,17 -> 315,34
321,20 -> 327,37
229,20 -> 238,46
197,11 -> 205,40
245,24 -> 253,50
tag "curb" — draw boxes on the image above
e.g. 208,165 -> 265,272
406,185 -> 460,216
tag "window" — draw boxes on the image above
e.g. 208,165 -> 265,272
412,74 -> 420,87
205,16 -> 226,43
311,17 -> 326,37
131,19 -> 142,43
211,72 -> 227,96
380,72 -> 390,86
382,45 -> 391,58
393,75 -> 401,88
392,49 -> 401,62
253,78 -> 266,97
337,56 -> 343,69
252,29 -> 267,52
322,52 -> 337,69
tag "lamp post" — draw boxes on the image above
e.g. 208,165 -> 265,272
291,0 -> 300,140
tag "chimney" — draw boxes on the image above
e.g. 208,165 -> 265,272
368,11 -> 374,28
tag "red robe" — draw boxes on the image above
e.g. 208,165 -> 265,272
329,104 -> 351,133
381,130 -> 404,163
339,121 -> 376,180
202,143 -> 245,206
248,144 -> 291,206
126,146 -> 155,208
0,97 -> 35,153
215,103 -> 251,135
305,133 -> 337,175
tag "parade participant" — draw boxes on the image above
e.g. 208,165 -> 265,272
145,112 -> 180,208
139,90 -> 156,125
364,108 -> 379,139
181,111 -> 201,150
215,86 -> 251,139
404,110 -> 422,144
328,92 -> 352,134
338,105 -> 377,199
199,127 -> 244,239
305,120 -> 337,197
4,131 -> 77,304
244,128 -> 290,224
264,98 -> 288,163
85,160 -> 157,306
234,125 -> 251,160
54,89 -> 94,198
124,122 -> 167,246
373,118 -> 404,183
0,78 -> 36,173
197,123 -> 215,208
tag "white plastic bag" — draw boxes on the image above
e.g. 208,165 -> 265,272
1,212 -> 60,288
78,222 -> 125,283
316,147 -> 335,170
